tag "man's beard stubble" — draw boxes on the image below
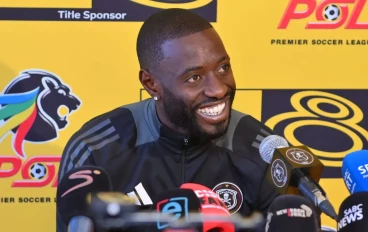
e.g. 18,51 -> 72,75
161,85 -> 235,140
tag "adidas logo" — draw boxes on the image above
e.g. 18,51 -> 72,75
252,129 -> 272,149
127,182 -> 153,206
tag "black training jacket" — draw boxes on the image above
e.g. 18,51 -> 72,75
56,98 -> 279,232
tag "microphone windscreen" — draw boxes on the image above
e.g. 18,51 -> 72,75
337,192 -> 368,231
341,150 -> 368,194
265,195 -> 319,232
259,135 -> 289,164
181,183 -> 234,232
154,188 -> 202,230
56,165 -> 112,224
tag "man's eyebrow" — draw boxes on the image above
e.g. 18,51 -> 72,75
218,55 -> 229,63
179,66 -> 203,77
179,55 -> 230,77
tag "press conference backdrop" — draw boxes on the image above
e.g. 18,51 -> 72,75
0,0 -> 367,230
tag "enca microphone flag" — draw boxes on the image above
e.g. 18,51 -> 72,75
181,183 -> 234,232
153,188 -> 202,231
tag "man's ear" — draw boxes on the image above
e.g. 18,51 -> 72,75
139,69 -> 161,98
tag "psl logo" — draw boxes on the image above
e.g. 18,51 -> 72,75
0,69 -> 81,158
0,69 -> 82,187
279,0 -> 368,29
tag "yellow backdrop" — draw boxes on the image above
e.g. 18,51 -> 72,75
0,0 -> 367,231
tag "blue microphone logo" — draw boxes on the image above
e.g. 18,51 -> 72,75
358,164 -> 368,179
342,150 -> 368,194
156,197 -> 189,229
343,168 -> 356,193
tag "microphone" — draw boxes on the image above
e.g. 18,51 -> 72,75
259,135 -> 338,221
265,195 -> 319,232
337,192 -> 368,231
56,165 -> 113,231
87,191 -> 140,231
181,183 -> 235,232
67,216 -> 94,232
154,188 -> 203,231
341,150 -> 368,194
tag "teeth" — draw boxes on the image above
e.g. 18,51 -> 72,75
198,102 -> 226,116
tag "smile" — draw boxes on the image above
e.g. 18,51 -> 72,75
197,102 -> 226,116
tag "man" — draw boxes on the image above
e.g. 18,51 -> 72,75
57,8 -> 279,231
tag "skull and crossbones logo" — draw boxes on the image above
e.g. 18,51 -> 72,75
213,182 -> 243,215
223,193 -> 231,205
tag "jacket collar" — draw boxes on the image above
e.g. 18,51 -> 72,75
145,98 -> 211,150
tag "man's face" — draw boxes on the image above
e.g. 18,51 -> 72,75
156,28 -> 236,140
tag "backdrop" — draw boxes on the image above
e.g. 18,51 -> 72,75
0,0 -> 367,230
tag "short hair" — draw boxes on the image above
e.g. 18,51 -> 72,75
136,8 -> 213,71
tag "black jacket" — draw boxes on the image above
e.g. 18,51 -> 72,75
57,98 -> 279,231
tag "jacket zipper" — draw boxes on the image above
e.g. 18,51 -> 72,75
181,138 -> 188,184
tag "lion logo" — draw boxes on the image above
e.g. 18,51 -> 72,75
0,69 -> 81,158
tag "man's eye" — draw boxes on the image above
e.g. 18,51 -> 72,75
218,64 -> 230,73
187,75 -> 201,83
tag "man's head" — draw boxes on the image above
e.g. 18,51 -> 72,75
137,9 -> 236,140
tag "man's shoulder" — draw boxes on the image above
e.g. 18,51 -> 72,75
81,100 -> 148,130
59,100 -> 153,176
214,109 -> 274,171
215,109 -> 273,151
66,98 -> 159,151
230,109 -> 272,134
77,99 -> 153,135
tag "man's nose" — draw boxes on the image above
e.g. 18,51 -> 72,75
203,76 -> 227,99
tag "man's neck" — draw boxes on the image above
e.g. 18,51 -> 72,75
155,102 -> 189,136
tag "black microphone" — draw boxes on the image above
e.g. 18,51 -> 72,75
259,135 -> 338,221
87,191 -> 139,231
56,165 -> 113,231
153,188 -> 203,232
337,192 -> 368,231
86,188 -> 203,232
265,195 -> 319,232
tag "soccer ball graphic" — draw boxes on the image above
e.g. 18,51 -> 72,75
324,4 -> 340,21
30,163 -> 47,179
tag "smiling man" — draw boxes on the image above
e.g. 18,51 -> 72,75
141,25 -> 235,141
57,8 -> 278,232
